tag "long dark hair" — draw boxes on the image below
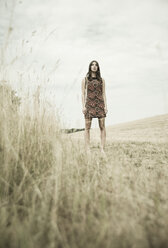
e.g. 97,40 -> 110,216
86,60 -> 102,82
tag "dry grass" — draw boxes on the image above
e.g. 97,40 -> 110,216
0,81 -> 168,248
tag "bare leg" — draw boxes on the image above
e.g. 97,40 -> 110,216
98,117 -> 106,152
84,118 -> 92,152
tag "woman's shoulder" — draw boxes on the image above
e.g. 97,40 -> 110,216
82,76 -> 88,81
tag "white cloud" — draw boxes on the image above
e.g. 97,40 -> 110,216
1,0 -> 168,128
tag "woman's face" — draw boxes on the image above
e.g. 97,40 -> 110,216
91,61 -> 98,72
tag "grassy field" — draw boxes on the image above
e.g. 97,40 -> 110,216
0,84 -> 168,248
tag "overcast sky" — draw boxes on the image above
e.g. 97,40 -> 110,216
0,0 -> 168,128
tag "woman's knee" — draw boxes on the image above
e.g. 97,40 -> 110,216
99,125 -> 105,131
98,118 -> 105,130
85,118 -> 92,130
85,125 -> 91,131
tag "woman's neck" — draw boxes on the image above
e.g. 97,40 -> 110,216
91,72 -> 96,77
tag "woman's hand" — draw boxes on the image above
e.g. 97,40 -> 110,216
82,107 -> 87,114
105,108 -> 108,114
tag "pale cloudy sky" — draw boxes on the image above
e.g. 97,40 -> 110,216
0,0 -> 168,128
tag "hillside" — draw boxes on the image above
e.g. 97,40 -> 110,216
69,113 -> 168,144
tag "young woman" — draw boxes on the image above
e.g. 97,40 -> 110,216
81,60 -> 108,154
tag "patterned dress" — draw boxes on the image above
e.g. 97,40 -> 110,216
84,76 -> 106,119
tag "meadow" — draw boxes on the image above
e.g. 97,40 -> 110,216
0,81 -> 168,248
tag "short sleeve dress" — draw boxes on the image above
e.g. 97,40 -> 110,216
84,76 -> 106,119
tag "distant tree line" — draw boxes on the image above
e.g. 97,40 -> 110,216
61,128 -> 85,134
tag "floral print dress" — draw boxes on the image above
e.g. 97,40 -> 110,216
84,76 -> 106,119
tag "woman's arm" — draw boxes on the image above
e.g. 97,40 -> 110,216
81,78 -> 86,113
102,78 -> 108,113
